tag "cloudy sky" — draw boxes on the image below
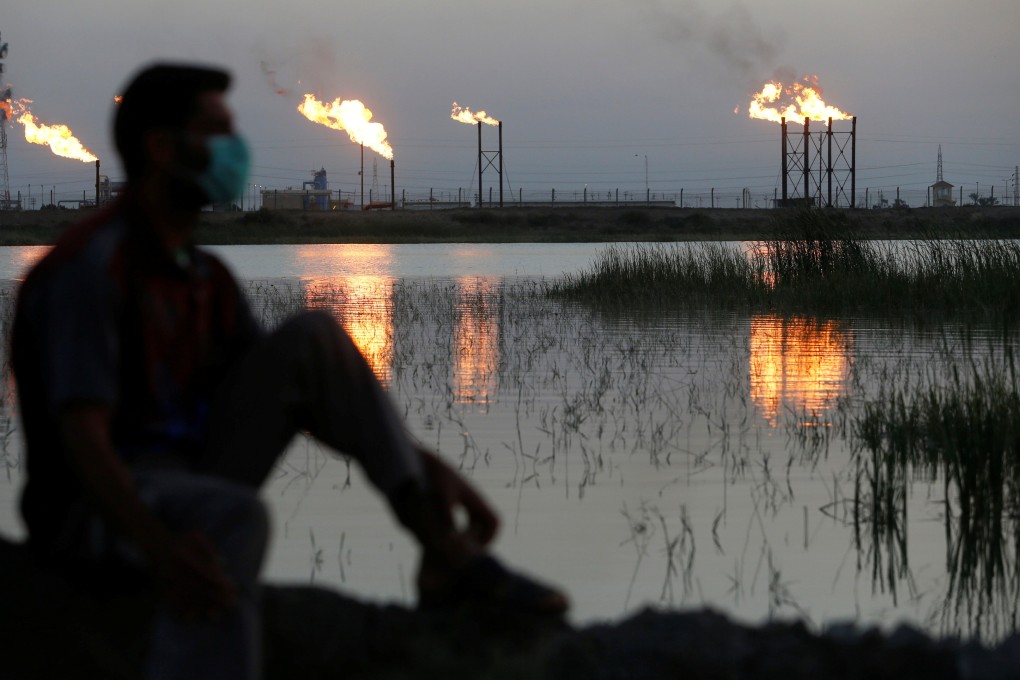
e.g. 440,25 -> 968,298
3,0 -> 1019,208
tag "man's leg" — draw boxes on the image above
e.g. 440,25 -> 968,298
198,310 -> 479,593
199,309 -> 567,616
200,310 -> 424,497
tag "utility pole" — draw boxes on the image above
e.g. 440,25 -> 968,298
0,32 -> 12,210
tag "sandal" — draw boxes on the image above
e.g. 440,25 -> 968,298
418,554 -> 569,616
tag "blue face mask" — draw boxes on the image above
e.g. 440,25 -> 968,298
194,134 -> 250,204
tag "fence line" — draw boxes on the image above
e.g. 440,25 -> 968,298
242,185 -> 1019,212
4,184 -> 1017,212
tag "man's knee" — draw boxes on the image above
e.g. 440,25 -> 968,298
275,309 -> 365,369
145,473 -> 270,583
203,487 -> 270,587
223,490 -> 269,545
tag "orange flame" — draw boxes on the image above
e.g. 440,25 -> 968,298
114,95 -> 123,105
9,98 -> 97,162
451,102 -> 499,126
0,99 -> 10,121
748,75 -> 850,124
297,94 -> 393,160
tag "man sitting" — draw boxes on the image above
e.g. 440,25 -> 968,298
12,62 -> 566,680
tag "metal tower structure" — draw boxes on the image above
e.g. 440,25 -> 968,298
780,118 -> 808,206
781,116 -> 856,208
937,145 -> 945,183
477,121 -> 503,208
0,32 -> 13,210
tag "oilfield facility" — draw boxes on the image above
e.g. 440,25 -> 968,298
196,118 -> 1020,213
5,115 -> 1018,214
3,113 -> 1018,213
2,32 -> 1017,217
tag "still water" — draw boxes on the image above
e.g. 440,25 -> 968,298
0,243 -> 1014,641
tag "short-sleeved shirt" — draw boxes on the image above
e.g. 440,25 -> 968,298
12,199 -> 262,549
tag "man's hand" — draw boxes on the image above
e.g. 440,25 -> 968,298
409,448 -> 569,615
419,447 -> 499,549
396,447 -> 500,600
392,447 -> 500,576
61,405 -> 237,619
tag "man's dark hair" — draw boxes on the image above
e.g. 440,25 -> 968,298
114,63 -> 231,180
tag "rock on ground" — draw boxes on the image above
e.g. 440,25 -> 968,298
2,537 -> 1019,679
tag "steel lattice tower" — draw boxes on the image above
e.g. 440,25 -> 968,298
0,33 -> 12,210
781,116 -> 856,208
477,121 -> 503,208
936,145 -> 944,183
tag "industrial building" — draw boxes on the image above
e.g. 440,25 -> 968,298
260,168 -> 348,210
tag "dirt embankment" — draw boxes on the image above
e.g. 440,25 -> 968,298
2,205 -> 1019,246
3,536 -> 1018,679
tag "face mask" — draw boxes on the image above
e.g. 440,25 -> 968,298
194,134 -> 250,204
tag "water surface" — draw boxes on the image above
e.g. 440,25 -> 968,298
0,242 -> 1015,641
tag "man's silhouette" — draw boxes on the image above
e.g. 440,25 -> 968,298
12,62 -> 565,679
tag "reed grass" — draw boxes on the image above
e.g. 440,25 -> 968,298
852,352 -> 1020,638
550,242 -> 766,307
550,210 -> 1020,322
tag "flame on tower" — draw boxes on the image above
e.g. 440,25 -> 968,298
748,75 -> 850,124
298,94 -> 393,160
451,102 -> 499,126
8,98 -> 97,162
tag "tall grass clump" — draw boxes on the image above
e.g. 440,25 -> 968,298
759,210 -> 878,284
549,242 -> 767,308
803,235 -> 1020,320
758,209 -> 873,284
551,209 -> 1020,323
852,353 -> 1020,639
549,210 -> 878,310
900,237 -> 1020,315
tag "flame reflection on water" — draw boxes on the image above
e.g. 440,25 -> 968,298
303,275 -> 394,385
454,276 -> 499,408
749,314 -> 851,426
299,269 -> 502,404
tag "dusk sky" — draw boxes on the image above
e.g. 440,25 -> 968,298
3,0 -> 1019,207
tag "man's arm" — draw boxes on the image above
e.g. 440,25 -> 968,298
61,404 -> 237,616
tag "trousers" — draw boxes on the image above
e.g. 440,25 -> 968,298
85,310 -> 426,680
